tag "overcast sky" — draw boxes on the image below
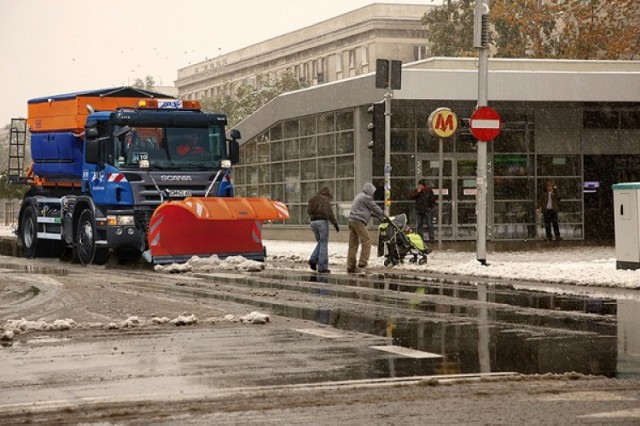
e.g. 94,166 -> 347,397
0,0 -> 440,126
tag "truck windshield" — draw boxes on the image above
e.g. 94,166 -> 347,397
114,125 -> 226,169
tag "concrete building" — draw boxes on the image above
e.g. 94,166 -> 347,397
233,57 -> 640,243
175,3 -> 435,100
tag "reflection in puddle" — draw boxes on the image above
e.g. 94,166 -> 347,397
198,270 -> 640,379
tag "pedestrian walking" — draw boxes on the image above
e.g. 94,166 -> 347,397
537,182 -> 562,241
347,182 -> 386,273
409,179 -> 436,243
307,187 -> 340,273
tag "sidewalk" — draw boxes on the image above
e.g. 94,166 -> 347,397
2,224 -> 638,289
264,239 -> 640,290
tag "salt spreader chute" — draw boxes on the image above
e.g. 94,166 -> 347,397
146,197 -> 289,264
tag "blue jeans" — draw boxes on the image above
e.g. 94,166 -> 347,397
310,220 -> 329,271
417,209 -> 435,242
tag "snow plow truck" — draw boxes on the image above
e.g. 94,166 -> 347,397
8,87 -> 289,265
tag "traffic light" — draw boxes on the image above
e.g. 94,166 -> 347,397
458,118 -> 477,149
375,59 -> 402,90
367,101 -> 385,157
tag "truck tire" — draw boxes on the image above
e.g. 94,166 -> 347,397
21,205 -> 39,258
20,205 -> 50,258
77,209 -> 109,266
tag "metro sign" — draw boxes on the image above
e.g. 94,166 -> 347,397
428,107 -> 458,138
469,107 -> 501,141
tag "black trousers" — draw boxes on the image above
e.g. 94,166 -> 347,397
543,209 -> 560,239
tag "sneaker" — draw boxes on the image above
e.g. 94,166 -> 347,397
317,269 -> 331,274
308,260 -> 317,271
357,263 -> 367,268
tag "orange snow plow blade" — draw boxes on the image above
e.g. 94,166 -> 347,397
147,197 -> 289,264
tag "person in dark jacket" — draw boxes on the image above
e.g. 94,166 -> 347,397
347,182 -> 386,273
307,187 -> 340,273
409,179 -> 436,243
537,182 -> 562,241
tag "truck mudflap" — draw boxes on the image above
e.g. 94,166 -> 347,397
146,197 -> 289,264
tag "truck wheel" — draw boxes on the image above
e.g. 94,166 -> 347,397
20,205 -> 61,258
77,210 -> 110,265
20,205 -> 41,258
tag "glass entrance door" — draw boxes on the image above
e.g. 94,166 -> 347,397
416,155 -> 478,240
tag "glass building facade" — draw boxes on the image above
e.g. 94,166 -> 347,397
234,110 -> 356,227
234,99 -> 640,242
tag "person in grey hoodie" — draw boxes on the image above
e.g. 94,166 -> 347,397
347,182 -> 386,273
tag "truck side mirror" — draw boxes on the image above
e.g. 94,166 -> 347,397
228,129 -> 241,164
229,129 -> 241,140
228,140 -> 240,164
85,139 -> 100,164
86,127 -> 99,138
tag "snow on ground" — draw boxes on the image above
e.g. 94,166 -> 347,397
2,224 -> 639,288
262,239 -> 640,289
155,254 -> 265,273
1,312 -> 270,342
0,225 -> 15,238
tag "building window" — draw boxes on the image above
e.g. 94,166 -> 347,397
314,58 -> 326,83
349,49 -> 356,69
585,109 -> 640,130
583,110 -> 618,129
236,110 -> 355,226
621,111 -> 640,129
535,155 -> 583,239
303,62 -> 310,82
362,46 -> 369,65
336,53 -> 343,73
414,45 -> 428,61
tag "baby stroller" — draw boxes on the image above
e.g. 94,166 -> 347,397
378,213 -> 429,266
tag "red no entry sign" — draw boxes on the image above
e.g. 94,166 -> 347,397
469,107 -> 501,141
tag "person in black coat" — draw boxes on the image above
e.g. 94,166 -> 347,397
409,179 -> 436,243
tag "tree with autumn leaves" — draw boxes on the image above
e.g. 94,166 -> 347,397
422,0 -> 640,60
200,71 -> 306,128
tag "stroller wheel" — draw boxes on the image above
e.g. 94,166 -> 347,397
418,257 -> 427,265
384,259 -> 391,267
409,257 -> 417,264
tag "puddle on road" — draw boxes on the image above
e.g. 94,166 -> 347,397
200,270 -> 640,380
0,263 -> 69,276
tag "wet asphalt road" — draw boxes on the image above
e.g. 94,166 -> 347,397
1,254 -> 640,423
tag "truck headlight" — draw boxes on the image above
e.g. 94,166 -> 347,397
107,215 -> 135,226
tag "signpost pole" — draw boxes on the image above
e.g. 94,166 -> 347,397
438,137 -> 444,251
375,59 -> 401,217
384,91 -> 392,217
475,0 -> 489,265
427,107 -> 458,251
